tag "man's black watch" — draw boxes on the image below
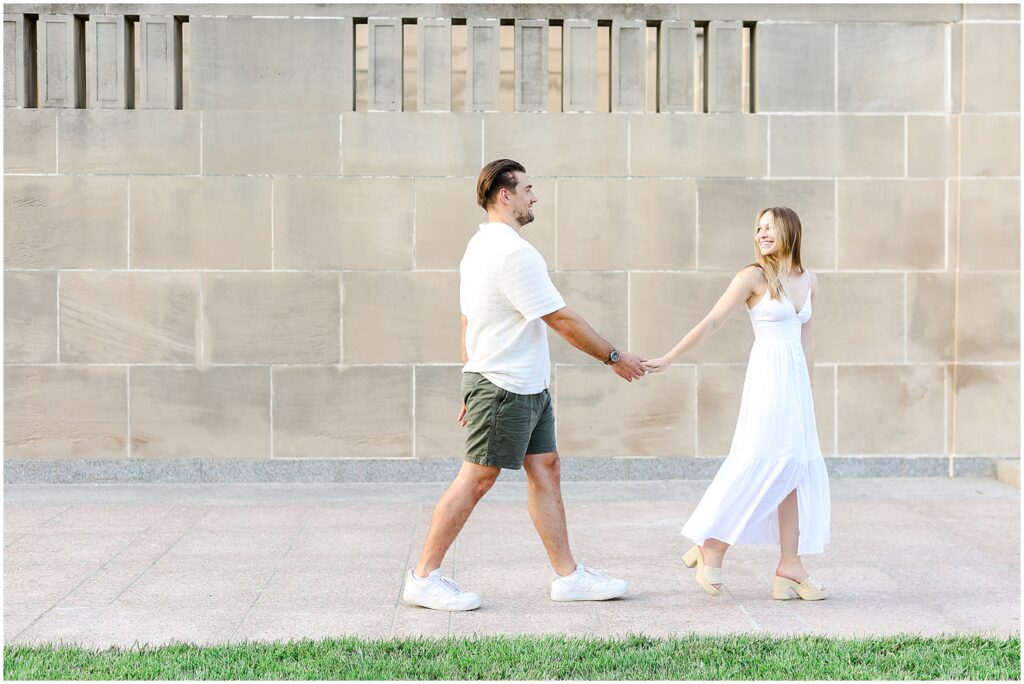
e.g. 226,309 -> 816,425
606,349 -> 621,365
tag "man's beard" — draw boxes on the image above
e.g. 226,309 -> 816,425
514,207 -> 535,227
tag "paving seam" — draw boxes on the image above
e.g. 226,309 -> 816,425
390,502 -> 431,638
102,506 -> 212,607
227,504 -> 319,642
9,504 -> 193,643
725,587 -> 763,632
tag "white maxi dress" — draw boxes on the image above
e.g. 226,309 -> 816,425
681,272 -> 831,555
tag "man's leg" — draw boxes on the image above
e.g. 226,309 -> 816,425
522,451 -> 576,576
414,461 -> 501,577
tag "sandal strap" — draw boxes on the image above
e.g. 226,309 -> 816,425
704,565 -> 723,584
801,576 -> 824,590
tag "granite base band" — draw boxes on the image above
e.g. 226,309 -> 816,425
3,456 -> 999,484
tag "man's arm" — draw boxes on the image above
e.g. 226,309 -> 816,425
541,307 -> 645,381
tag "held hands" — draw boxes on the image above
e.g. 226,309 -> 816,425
611,351 -> 647,382
642,356 -> 671,374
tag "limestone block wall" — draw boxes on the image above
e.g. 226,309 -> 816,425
3,4 -> 1020,468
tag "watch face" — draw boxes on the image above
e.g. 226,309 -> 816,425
609,350 -> 620,363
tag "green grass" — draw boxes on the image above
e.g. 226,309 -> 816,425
4,635 -> 1019,680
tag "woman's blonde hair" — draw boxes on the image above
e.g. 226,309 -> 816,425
754,207 -> 804,301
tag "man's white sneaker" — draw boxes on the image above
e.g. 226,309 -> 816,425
550,564 -> 630,601
402,570 -> 482,611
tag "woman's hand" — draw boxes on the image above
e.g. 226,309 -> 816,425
643,356 -> 671,374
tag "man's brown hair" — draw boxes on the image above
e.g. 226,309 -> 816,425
476,159 -> 526,209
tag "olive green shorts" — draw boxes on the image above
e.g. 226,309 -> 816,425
461,372 -> 556,470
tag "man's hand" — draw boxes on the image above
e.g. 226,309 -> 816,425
611,351 -> 646,382
457,401 -> 468,427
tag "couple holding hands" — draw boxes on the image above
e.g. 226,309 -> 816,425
402,159 -> 830,612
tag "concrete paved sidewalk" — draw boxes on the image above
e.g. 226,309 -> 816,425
4,477 -> 1019,649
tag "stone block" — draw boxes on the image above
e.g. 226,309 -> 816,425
697,361 -> 835,457
630,114 -> 767,177
955,365 -> 1020,456
956,272 -> 1019,362
58,110 -> 200,174
5,366 -> 127,459
754,22 -> 835,112
837,23 -> 945,112
37,14 -> 84,108
770,115 -> 904,177
4,176 -> 127,269
966,4 -> 1021,19
562,19 -> 597,112
342,113 -> 481,176
611,19 -> 645,113
812,364 -> 836,456
275,178 -> 413,270
415,365 -> 465,458
130,176 -> 271,269
4,13 -> 35,107
548,272 -> 629,365
696,179 -> 836,270
413,177 -> 488,270
814,273 -> 904,363
838,180 -> 945,269
964,23 -> 1020,112
958,179 -> 1020,270
342,272 -> 460,363
139,16 -> 182,109
837,365 -> 945,454
484,113 -> 629,176
203,111 -> 340,175
515,20 -> 549,112
59,272 -> 199,364
190,17 -> 352,111
418,18 -> 452,112
130,367 -> 271,459
466,18 -> 500,112
907,115 -> 957,177
273,366 -> 412,458
556,178 -> 697,270
204,273 -> 340,365
705,20 -> 744,112
629,273 -> 754,364
906,272 -> 955,363
368,18 -> 403,111
555,364 -> 695,457
4,110 -> 55,173
962,115 -> 1021,177
696,363 -> 744,456
86,15 -> 131,109
658,20 -> 697,113
4,272 -> 58,364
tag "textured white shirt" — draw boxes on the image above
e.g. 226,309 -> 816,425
460,222 -> 566,394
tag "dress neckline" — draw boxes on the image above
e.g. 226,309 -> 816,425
749,271 -> 812,315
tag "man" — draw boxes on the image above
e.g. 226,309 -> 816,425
402,159 -> 647,611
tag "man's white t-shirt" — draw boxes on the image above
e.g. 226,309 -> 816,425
460,222 -> 566,394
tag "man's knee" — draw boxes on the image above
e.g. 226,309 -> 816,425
459,462 -> 501,500
525,451 -> 561,480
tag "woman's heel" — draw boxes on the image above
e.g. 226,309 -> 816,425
682,545 -> 721,597
772,575 -> 826,601
772,576 -> 795,600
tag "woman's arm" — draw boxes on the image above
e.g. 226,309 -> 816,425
645,266 -> 764,372
801,272 -> 818,390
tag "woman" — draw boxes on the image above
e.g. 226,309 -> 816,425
644,207 -> 830,601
